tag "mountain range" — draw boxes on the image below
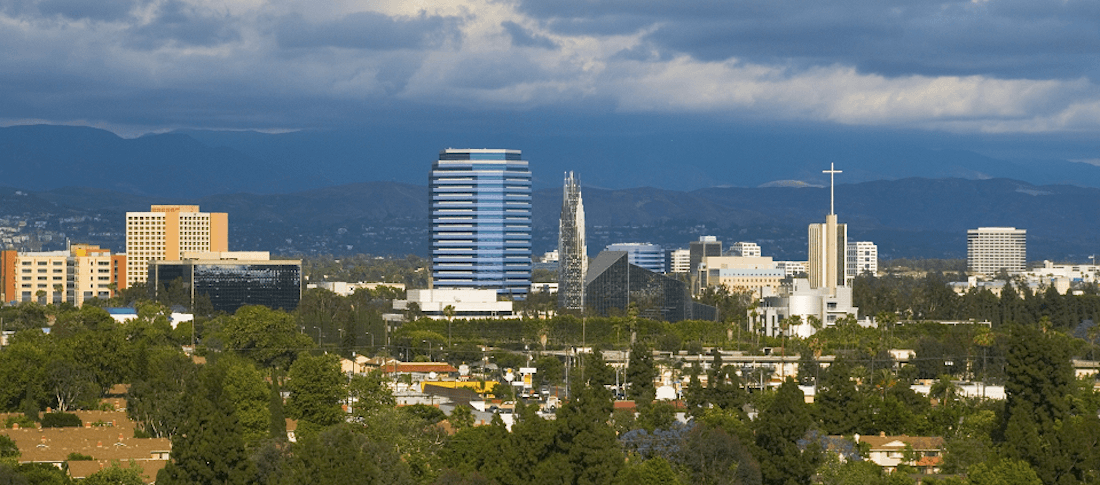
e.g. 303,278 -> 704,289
3,175 -> 1098,262
5,124 -> 1100,196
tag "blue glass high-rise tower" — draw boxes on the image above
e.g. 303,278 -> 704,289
430,149 -> 532,298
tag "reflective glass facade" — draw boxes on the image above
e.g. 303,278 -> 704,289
585,251 -> 717,322
150,261 -> 302,314
431,149 -> 532,299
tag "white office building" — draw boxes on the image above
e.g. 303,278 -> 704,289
728,242 -> 762,257
967,227 -> 1026,276
669,249 -> 691,274
847,241 -> 878,278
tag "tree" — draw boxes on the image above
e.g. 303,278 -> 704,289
157,362 -> 257,485
616,457 -> 683,485
626,342 -> 656,405
278,423 -> 413,485
218,356 -> 272,447
676,423 -> 761,485
348,370 -> 395,419
127,348 -> 197,438
0,435 -> 18,465
449,405 -> 475,431
285,353 -> 345,437
83,462 -> 145,485
217,306 -> 315,370
998,325 -> 1082,484
553,383 -> 625,484
754,379 -> 820,485
815,359 -> 869,435
967,459 -> 1042,485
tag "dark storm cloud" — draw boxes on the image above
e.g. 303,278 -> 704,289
0,0 -> 139,21
518,0 -> 1100,80
274,11 -> 460,50
500,21 -> 556,49
36,0 -> 138,21
127,0 -> 240,48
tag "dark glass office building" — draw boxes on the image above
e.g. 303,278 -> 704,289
430,149 -> 532,299
149,259 -> 302,314
585,251 -> 717,322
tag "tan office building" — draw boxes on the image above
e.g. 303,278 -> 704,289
126,205 -> 227,288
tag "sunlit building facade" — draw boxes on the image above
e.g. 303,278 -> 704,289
967,227 -> 1026,276
126,205 -> 227,288
149,252 -> 301,313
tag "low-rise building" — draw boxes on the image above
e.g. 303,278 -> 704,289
392,288 -> 515,319
148,251 -> 302,314
854,434 -> 945,475
0,410 -> 170,484
699,256 -> 785,298
755,278 -> 862,338
307,281 -> 406,296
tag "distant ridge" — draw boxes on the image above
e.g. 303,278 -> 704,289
7,124 -> 1100,196
758,180 -> 824,188
1,177 -> 1096,262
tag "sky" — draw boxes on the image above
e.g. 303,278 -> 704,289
2,0 -> 1100,141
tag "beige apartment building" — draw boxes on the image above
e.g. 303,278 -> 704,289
0,244 -> 125,305
126,205 -> 227,288
699,255 -> 786,298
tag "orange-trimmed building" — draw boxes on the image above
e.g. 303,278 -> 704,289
0,244 -> 125,306
125,205 -> 227,288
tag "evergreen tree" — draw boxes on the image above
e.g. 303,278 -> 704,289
626,342 -> 656,405
555,383 -> 625,484
814,359 -> 869,435
157,363 -> 256,485
278,423 -> 412,485
754,379 -> 820,485
285,352 -> 345,437
268,374 -> 286,441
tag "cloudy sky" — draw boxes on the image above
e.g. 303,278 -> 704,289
2,0 -> 1100,139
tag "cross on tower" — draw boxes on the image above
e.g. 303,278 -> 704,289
823,163 -> 842,215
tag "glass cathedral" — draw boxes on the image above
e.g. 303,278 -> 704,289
430,149 -> 532,299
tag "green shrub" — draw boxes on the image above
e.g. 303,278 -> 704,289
40,412 -> 82,428
3,415 -> 36,429
67,452 -> 94,461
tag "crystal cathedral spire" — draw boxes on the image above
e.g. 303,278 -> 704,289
558,172 -> 586,310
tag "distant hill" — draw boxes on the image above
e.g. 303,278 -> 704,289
6,124 -> 1100,197
3,177 -> 1096,262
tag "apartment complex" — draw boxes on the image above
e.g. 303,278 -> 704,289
430,149 -> 532,299
968,227 -> 1026,276
847,241 -> 878,278
125,205 -> 227,288
0,244 -> 125,305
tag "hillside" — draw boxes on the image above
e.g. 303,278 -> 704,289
0,177 -> 1094,262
